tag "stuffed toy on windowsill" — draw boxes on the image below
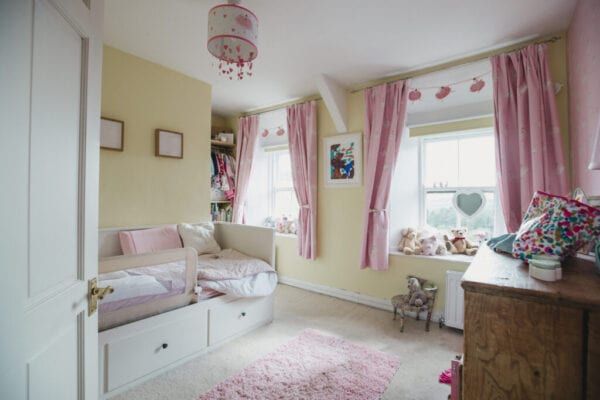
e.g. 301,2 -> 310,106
398,227 -> 420,254
417,235 -> 447,256
444,228 -> 478,256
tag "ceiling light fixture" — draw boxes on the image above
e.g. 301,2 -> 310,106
207,0 -> 258,81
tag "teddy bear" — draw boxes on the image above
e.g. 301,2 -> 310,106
444,228 -> 478,256
276,216 -> 297,235
407,277 -> 429,307
417,235 -> 447,256
398,227 -> 420,254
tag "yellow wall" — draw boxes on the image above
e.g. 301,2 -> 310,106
271,37 -> 570,314
211,114 -> 234,140
100,46 -> 212,227
211,114 -> 229,128
275,96 -> 470,314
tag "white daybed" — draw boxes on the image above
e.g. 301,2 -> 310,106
97,222 -> 275,399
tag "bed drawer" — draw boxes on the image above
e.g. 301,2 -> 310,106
209,296 -> 273,346
104,310 -> 207,392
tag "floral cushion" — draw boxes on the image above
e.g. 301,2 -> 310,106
513,191 -> 600,260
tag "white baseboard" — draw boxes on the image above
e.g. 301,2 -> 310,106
278,276 -> 443,323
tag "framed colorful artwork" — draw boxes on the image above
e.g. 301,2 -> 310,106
323,132 -> 362,187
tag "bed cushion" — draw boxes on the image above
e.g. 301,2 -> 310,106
119,225 -> 182,255
177,222 -> 221,255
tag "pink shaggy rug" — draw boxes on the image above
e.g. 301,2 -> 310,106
198,329 -> 400,400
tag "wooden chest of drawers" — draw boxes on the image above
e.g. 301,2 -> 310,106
461,247 -> 600,400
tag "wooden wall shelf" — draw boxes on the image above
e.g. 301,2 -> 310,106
211,140 -> 235,148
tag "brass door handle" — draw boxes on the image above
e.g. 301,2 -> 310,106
88,277 -> 114,316
92,285 -> 114,300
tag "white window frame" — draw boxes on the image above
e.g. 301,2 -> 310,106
418,128 -> 502,234
267,148 -> 297,218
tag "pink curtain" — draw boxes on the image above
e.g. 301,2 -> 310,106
287,101 -> 318,259
492,44 -> 568,232
232,115 -> 259,224
359,81 -> 409,270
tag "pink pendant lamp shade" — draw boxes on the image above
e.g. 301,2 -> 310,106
207,0 -> 258,80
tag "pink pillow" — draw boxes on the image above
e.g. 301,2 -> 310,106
119,225 -> 182,255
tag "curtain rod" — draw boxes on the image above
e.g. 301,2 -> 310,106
237,32 -> 562,118
349,33 -> 562,93
239,94 -> 322,118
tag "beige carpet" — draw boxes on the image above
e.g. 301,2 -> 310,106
112,284 -> 463,400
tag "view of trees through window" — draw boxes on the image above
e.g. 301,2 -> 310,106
422,133 -> 497,240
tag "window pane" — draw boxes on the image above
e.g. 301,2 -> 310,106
274,189 -> 299,218
275,152 -> 293,187
460,192 -> 495,242
425,191 -> 495,241
425,192 -> 457,232
424,140 -> 458,187
458,136 -> 495,186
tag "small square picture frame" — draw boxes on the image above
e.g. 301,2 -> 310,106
155,129 -> 183,159
100,117 -> 124,151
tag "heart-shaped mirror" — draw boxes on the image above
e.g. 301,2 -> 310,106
453,191 -> 486,218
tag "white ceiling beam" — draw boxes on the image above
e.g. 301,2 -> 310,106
316,74 -> 348,133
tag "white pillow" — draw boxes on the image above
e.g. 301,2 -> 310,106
177,222 -> 222,255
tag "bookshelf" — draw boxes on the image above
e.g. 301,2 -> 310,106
210,139 -> 235,222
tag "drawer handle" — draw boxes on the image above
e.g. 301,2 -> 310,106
161,343 -> 168,349
240,312 -> 246,318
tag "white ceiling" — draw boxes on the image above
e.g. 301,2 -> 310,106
104,0 -> 577,116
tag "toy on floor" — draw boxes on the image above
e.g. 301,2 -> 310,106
391,275 -> 438,333
444,228 -> 478,256
408,277 -> 428,306
439,368 -> 452,384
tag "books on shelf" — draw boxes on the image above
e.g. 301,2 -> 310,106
211,202 -> 232,222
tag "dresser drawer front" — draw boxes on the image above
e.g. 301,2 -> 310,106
105,310 -> 207,392
209,296 -> 273,345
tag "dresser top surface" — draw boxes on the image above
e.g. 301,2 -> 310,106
462,246 -> 600,308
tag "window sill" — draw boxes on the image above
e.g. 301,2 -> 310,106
389,250 -> 474,264
275,232 -> 297,238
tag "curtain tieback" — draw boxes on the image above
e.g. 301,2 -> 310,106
300,204 -> 310,209
369,209 -> 387,214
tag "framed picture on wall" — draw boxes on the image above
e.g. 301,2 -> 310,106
323,132 -> 362,187
100,117 -> 124,151
155,129 -> 183,159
